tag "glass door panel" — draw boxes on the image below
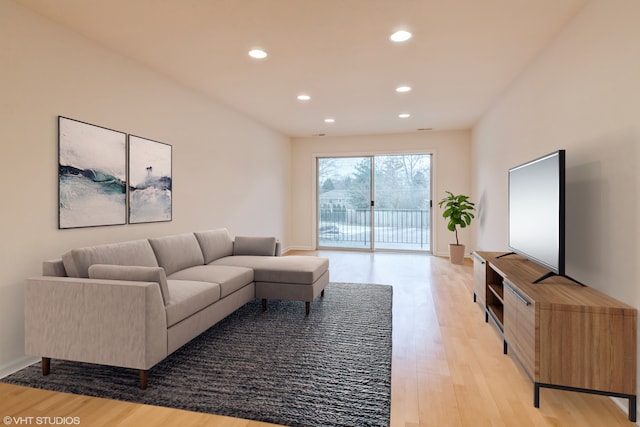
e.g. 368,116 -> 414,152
373,154 -> 431,251
317,157 -> 372,249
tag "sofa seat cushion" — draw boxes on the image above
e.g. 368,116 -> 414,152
149,233 -> 205,276
168,265 -> 254,298
165,280 -> 221,327
212,256 -> 329,285
62,239 -> 159,278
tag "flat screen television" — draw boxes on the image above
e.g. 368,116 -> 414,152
507,150 -> 566,283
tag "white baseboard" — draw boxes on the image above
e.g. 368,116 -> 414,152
0,355 -> 39,379
436,250 -> 472,259
282,245 -> 315,253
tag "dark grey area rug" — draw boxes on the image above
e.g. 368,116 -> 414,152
3,282 -> 393,427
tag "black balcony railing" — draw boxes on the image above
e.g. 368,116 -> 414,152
319,208 -> 430,250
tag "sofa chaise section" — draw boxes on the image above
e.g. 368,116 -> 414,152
212,255 -> 330,315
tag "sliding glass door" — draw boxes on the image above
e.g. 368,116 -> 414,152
317,154 -> 431,251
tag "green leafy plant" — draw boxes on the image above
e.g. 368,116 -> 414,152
438,191 -> 476,245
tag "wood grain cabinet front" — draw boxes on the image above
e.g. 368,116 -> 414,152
503,279 -> 535,379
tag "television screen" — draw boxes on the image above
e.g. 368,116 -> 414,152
508,150 -> 565,276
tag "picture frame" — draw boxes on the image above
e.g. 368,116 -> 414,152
128,135 -> 172,224
58,116 -> 127,229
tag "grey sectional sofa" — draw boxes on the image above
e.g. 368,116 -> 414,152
24,229 -> 329,389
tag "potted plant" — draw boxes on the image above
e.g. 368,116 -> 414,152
438,191 -> 475,264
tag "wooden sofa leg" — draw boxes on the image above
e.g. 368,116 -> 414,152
42,357 -> 50,376
140,370 -> 149,390
305,301 -> 310,316
321,289 -> 325,297
262,299 -> 267,312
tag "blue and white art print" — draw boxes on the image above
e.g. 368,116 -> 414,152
128,135 -> 172,224
58,117 -> 127,229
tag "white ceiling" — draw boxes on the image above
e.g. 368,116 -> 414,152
16,0 -> 586,137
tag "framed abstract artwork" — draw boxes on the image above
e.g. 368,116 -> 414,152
128,135 -> 172,224
58,116 -> 127,229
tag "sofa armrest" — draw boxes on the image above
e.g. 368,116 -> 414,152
25,276 -> 168,371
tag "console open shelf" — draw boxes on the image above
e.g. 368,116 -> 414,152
486,303 -> 503,331
487,283 -> 504,302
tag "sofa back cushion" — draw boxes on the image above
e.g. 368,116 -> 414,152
194,228 -> 234,264
62,239 -> 159,278
88,264 -> 171,305
148,233 -> 205,276
233,236 -> 277,256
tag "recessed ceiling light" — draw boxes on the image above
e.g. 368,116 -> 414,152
324,118 -> 335,123
398,113 -> 411,118
297,94 -> 311,101
248,49 -> 267,59
390,30 -> 412,42
396,86 -> 412,93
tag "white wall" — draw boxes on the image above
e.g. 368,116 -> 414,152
0,0 -> 291,375
290,131 -> 472,255
472,0 -> 640,404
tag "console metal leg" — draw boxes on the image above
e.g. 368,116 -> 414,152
533,382 -> 635,421
473,292 -> 477,302
503,340 -> 508,355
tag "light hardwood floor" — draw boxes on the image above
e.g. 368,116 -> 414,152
0,251 -> 634,426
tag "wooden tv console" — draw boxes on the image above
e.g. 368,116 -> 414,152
472,251 -> 637,422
